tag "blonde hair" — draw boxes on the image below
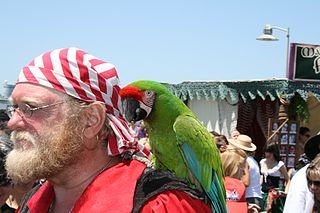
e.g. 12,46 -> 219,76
307,153 -> 320,180
220,147 -> 247,179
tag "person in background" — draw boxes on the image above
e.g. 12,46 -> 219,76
306,154 -> 320,213
296,127 -> 311,164
306,153 -> 320,213
228,135 -> 262,210
210,131 -> 229,153
215,135 -> 228,153
0,136 -> 15,213
221,147 -> 260,213
231,130 -> 240,139
286,144 -> 315,191
284,135 -> 320,213
221,147 -> 248,213
260,143 -> 289,212
137,121 -> 148,140
0,111 -> 10,137
229,135 -> 251,187
0,110 -> 34,210
260,143 -> 289,191
228,135 -> 250,188
287,129 -> 313,192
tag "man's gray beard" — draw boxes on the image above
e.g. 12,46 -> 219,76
6,113 -> 84,184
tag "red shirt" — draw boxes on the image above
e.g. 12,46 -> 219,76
224,176 -> 248,213
141,190 -> 211,213
19,160 -> 211,213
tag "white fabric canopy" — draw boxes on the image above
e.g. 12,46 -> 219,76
188,96 -> 238,137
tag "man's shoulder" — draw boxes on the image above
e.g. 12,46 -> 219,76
292,164 -> 309,180
284,164 -> 313,213
18,160 -> 147,212
140,190 -> 211,213
98,159 -> 147,178
135,169 -> 210,213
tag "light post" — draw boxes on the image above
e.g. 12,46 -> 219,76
256,24 -> 290,75
257,24 -> 291,143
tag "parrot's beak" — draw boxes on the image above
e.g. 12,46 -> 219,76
122,98 -> 148,122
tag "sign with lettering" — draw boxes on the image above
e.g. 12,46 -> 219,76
288,43 -> 320,81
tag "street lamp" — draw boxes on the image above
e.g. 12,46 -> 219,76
257,24 -> 290,75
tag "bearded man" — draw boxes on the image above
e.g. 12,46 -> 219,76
5,48 -> 211,213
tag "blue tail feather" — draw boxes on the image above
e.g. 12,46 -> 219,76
181,144 -> 227,213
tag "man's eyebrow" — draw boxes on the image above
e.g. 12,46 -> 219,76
7,97 -> 44,106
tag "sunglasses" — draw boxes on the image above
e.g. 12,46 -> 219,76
307,178 -> 320,187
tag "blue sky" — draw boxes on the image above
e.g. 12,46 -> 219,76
1,1 -> 319,86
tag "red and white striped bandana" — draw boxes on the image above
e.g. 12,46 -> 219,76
17,47 -> 150,158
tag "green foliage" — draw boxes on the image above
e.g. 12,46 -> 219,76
288,93 -> 310,123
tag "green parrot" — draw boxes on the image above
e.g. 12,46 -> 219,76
119,80 -> 226,213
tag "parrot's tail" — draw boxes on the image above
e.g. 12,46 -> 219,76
180,143 -> 227,213
207,171 -> 227,213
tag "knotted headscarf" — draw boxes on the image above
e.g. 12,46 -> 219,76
17,47 -> 150,158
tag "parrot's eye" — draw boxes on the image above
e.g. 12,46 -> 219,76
144,90 -> 155,97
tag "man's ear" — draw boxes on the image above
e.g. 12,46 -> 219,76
82,102 -> 106,140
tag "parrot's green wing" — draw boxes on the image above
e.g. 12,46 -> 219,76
173,114 -> 227,213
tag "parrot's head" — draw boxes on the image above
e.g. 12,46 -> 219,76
119,80 -> 169,122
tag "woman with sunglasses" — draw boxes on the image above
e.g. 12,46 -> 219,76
306,153 -> 320,213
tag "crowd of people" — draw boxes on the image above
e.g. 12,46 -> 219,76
0,47 -> 319,213
211,128 -> 320,213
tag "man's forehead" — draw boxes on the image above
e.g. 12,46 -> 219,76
11,83 -> 65,102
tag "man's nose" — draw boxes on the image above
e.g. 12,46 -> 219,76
7,111 -> 25,130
